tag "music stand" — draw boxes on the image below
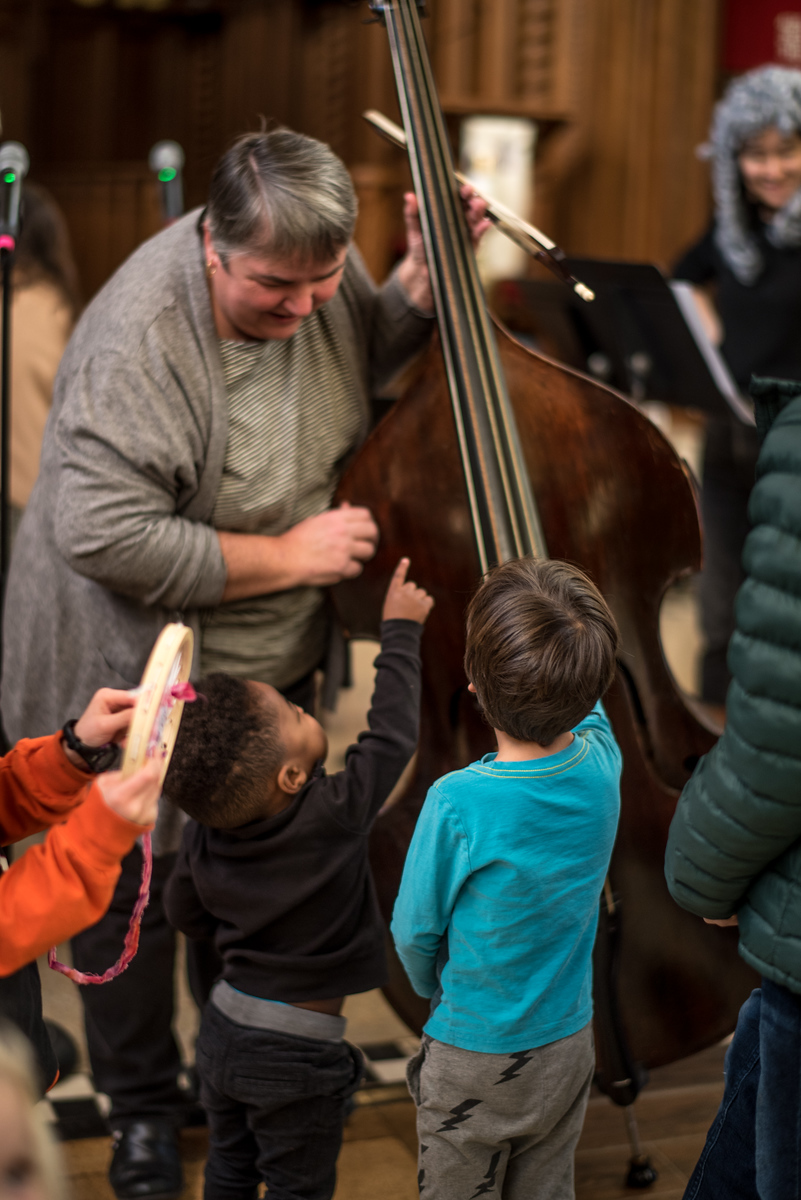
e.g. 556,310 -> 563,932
493,258 -> 754,426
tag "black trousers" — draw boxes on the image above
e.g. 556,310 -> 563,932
0,961 -> 58,1095
71,669 -> 317,1128
71,847 -> 222,1126
197,1003 -> 363,1200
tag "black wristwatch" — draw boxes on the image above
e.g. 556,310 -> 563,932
61,719 -> 121,774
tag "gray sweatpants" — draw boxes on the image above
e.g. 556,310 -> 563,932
406,1023 -> 594,1199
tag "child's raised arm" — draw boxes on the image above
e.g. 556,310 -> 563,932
318,559 -> 432,832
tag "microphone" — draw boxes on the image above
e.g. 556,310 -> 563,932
149,141 -> 185,225
0,142 -> 29,251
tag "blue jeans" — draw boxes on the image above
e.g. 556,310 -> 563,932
685,980 -> 801,1199
195,1001 -> 364,1200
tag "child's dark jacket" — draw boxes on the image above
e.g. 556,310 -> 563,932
164,620 -> 422,1001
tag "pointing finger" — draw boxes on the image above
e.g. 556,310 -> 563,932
392,557 -> 410,587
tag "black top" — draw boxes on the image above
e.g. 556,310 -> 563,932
674,222 -> 801,391
164,620 -> 422,1002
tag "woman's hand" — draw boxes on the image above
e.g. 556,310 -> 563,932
396,186 -> 491,314
278,503 -> 379,587
218,502 -> 380,601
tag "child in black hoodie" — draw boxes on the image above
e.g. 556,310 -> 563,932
164,558 -> 432,1200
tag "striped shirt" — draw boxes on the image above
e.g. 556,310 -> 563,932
200,307 -> 362,688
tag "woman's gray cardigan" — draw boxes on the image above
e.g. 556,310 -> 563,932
0,210 -> 433,744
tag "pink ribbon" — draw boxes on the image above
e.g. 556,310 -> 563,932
48,834 -> 153,985
48,681 -> 197,985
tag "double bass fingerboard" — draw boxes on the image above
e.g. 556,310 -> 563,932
372,0 -> 547,571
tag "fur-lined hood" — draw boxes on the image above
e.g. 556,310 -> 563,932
703,65 -> 801,284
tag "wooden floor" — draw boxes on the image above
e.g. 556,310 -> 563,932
58,1042 -> 725,1199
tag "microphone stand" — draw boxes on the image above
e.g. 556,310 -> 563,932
0,235 -> 13,601
0,233 -> 13,750
0,141 -> 30,748
0,231 -> 15,706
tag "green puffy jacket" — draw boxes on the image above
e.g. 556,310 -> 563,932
665,377 -> 801,992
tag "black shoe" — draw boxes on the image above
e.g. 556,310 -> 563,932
109,1121 -> 183,1200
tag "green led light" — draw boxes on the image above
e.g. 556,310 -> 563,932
158,168 -> 177,183
3,173 -> 15,184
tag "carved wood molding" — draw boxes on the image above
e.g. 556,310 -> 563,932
430,0 -> 580,119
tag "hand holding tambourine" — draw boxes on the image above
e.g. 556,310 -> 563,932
49,624 -> 197,985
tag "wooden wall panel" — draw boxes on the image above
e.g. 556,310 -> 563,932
431,0 -> 577,116
218,2 -> 298,140
0,0 -> 722,296
0,1 -> 41,148
35,162 -> 161,300
547,0 -> 720,269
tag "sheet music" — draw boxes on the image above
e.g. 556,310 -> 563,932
669,281 -> 755,425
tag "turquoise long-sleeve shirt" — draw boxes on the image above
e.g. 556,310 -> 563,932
391,703 -> 621,1053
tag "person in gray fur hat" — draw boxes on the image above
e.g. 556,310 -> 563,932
673,65 -> 801,712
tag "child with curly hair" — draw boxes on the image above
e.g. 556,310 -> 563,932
164,558 -> 433,1200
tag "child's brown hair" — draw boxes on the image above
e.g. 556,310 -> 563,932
464,557 -> 619,746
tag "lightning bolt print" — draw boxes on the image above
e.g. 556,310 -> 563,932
437,1098 -> 482,1132
471,1150 -> 502,1197
494,1051 -> 534,1085
418,1143 -> 427,1191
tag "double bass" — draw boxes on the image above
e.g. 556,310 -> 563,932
334,0 -> 756,1143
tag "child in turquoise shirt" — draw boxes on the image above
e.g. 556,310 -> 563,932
391,557 -> 622,1200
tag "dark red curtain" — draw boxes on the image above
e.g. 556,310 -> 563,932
725,1 -> 801,72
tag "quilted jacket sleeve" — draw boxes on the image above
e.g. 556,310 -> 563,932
665,392 -> 801,922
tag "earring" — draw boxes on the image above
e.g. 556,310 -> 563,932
206,260 -> 217,279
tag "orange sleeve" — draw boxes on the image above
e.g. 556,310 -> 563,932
0,733 -> 95,844
0,782 -> 150,976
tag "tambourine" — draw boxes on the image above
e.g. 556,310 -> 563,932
121,622 -> 195,782
48,624 -> 196,985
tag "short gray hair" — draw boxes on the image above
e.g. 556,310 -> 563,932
206,129 -> 358,264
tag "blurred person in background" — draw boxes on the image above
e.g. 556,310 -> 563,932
0,1022 -> 67,1200
9,183 -> 79,539
673,66 -> 801,715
